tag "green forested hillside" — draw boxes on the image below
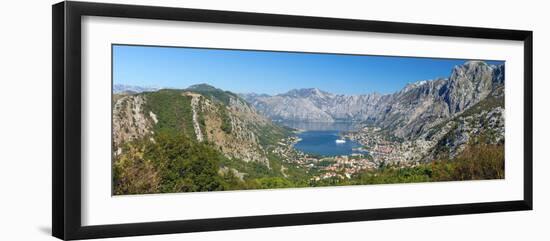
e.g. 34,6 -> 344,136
113,87 -> 305,194
143,89 -> 195,136
114,134 -> 503,194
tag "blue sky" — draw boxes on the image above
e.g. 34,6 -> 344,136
113,45 -> 504,95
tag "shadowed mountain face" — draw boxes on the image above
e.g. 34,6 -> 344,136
241,61 -> 504,139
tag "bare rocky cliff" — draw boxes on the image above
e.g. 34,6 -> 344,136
112,95 -> 156,155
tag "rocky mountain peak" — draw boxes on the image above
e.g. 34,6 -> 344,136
442,61 -> 501,116
464,60 -> 488,66
450,61 -> 491,80
402,79 -> 432,92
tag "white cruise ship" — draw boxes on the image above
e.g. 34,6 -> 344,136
335,139 -> 346,144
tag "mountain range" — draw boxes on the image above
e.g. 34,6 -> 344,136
242,61 -> 504,140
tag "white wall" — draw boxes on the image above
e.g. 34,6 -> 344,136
0,0 -> 547,240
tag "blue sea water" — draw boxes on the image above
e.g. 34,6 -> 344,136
280,122 -> 366,157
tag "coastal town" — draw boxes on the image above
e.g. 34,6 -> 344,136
270,127 -> 422,182
343,127 -> 423,165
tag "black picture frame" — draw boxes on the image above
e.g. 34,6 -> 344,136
52,1 -> 533,240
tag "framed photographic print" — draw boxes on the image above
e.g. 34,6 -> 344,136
52,1 -> 533,240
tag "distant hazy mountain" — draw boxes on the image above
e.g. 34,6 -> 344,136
242,61 -> 505,139
113,84 -> 161,94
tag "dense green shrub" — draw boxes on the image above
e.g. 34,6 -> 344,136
143,90 -> 195,137
114,134 -> 504,194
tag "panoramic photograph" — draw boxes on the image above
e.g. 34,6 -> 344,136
111,44 -> 505,195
